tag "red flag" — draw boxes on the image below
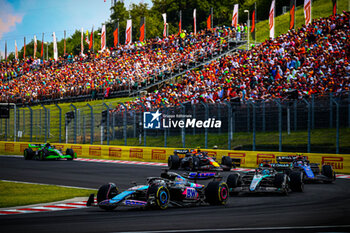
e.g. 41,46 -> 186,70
178,10 -> 182,35
139,17 -> 145,42
332,0 -> 337,16
250,10 -> 255,33
113,27 -> 118,47
304,0 -> 311,26
290,1 -> 295,30
207,14 -> 211,30
89,27 -> 93,50
23,37 -> 26,59
41,33 -> 44,58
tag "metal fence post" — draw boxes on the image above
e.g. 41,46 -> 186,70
55,104 -> 62,143
138,103 -> 147,146
70,104 -> 77,144
161,103 -> 168,147
28,107 -> 33,142
201,102 -> 208,149
274,100 -> 282,152
293,100 -> 297,131
5,118 -> 7,141
102,103 -> 110,145
348,91 -> 350,128
302,99 -> 311,153
39,108 -> 42,137
41,105 -> 47,143
329,93 -> 333,128
225,101 -> 232,150
133,110 -> 137,138
86,104 -> 94,145
311,94 -> 315,129
13,104 -> 16,142
83,115 -> 86,144
247,103 -> 250,133
252,102 -> 256,151
119,103 -> 128,146
180,103 -> 186,148
218,104 -> 221,134
22,109 -> 25,135
192,104 -> 196,135
332,99 -> 339,154
48,109 -> 51,139
262,101 -> 266,132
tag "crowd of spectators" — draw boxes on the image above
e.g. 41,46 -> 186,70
0,27 -> 236,104
116,12 -> 350,111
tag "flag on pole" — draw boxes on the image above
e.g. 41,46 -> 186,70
5,41 -> 7,61
53,32 -> 58,60
193,9 -> 196,34
81,28 -> 84,55
332,0 -> 337,16
41,33 -> 44,59
34,35 -> 37,58
101,24 -> 106,51
207,14 -> 211,30
85,30 -> 90,44
113,23 -> 119,47
23,37 -> 26,59
162,13 -> 167,38
64,30 -> 66,55
15,40 -> 18,60
139,17 -> 145,42
304,0 -> 312,26
251,3 -> 256,40
125,19 -> 132,45
178,10 -> 182,35
232,4 -> 239,29
89,27 -> 94,50
269,0 -> 275,39
290,0 -> 296,30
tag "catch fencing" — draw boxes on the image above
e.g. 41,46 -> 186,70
0,92 -> 349,154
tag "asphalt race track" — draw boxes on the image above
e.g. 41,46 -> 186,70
0,156 -> 349,233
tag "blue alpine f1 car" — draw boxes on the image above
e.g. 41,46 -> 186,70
276,156 -> 336,183
87,170 -> 229,210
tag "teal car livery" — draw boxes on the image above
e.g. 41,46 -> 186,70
23,143 -> 76,160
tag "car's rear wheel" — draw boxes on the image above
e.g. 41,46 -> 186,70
290,171 -> 304,192
147,185 -> 169,210
66,148 -> 75,160
97,183 -> 119,210
322,165 -> 336,183
226,173 -> 240,196
24,148 -> 33,160
168,155 -> 180,169
221,156 -> 232,171
205,181 -> 229,205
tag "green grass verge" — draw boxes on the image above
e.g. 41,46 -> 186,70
0,181 -> 94,208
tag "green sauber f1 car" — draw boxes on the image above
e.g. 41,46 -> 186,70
23,143 -> 77,161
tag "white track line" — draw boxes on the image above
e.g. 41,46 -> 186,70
115,225 -> 350,233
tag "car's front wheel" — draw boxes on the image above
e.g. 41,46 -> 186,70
205,181 -> 229,205
97,183 -> 119,210
147,185 -> 170,210
24,148 -> 33,160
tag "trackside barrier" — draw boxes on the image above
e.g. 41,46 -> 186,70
0,141 -> 349,174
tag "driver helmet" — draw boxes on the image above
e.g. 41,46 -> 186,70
296,153 -> 304,161
262,169 -> 270,175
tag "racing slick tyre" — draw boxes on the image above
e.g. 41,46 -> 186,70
190,157 -> 200,171
97,183 -> 119,210
168,155 -> 180,169
24,148 -> 34,160
289,171 -> 304,192
221,156 -> 233,171
226,173 -> 240,196
39,149 -> 49,161
205,181 -> 229,205
321,165 -> 336,183
274,173 -> 289,195
66,148 -> 75,160
147,185 -> 170,210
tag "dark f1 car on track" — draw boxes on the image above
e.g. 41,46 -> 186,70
23,143 -> 76,161
226,161 -> 304,195
86,170 -> 229,210
276,155 -> 336,183
168,149 -> 236,171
